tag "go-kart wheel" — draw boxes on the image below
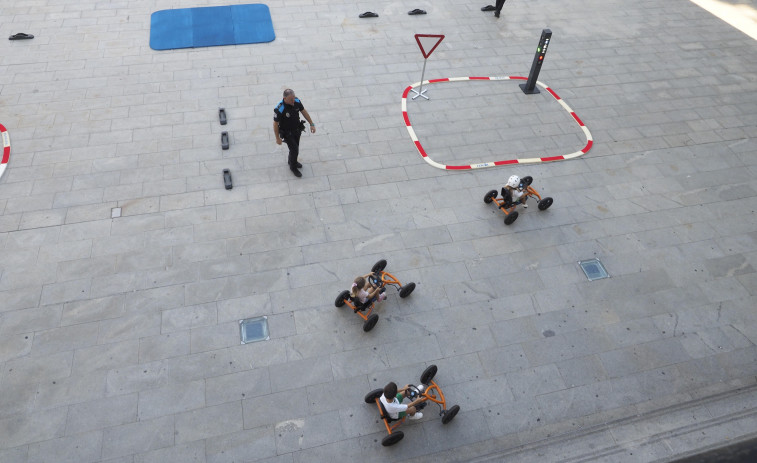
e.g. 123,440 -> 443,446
363,314 -> 379,332
399,282 -> 415,298
538,197 -> 553,211
364,388 -> 384,404
382,431 -> 404,446
484,190 -> 498,204
371,259 -> 388,273
521,176 -> 533,187
441,405 -> 460,424
420,364 -> 438,385
335,290 -> 350,307
504,211 -> 519,225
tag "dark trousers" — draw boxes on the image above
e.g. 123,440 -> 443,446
495,0 -> 505,13
281,130 -> 301,166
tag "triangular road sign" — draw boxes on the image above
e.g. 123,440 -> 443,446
415,34 -> 445,59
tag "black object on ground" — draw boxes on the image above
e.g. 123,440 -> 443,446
219,108 -> 227,125
408,9 -> 427,15
9,33 -> 34,40
481,5 -> 496,11
359,12 -> 378,18
223,169 -> 232,190
221,131 -> 229,150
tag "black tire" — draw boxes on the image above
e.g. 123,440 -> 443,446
504,211 -> 519,225
372,259 -> 387,273
484,190 -> 498,204
441,405 -> 460,424
335,290 -> 350,307
382,431 -> 404,446
521,176 -> 533,187
538,197 -> 553,211
399,282 -> 415,298
363,314 -> 379,332
364,388 -> 384,404
420,364 -> 438,385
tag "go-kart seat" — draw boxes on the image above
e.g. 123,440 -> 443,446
500,188 -> 514,208
379,401 -> 399,423
350,296 -> 372,312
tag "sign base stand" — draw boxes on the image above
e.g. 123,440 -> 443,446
518,83 -> 540,95
410,87 -> 429,100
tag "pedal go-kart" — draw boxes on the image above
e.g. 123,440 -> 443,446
334,259 -> 416,332
364,365 -> 460,446
483,175 -> 553,225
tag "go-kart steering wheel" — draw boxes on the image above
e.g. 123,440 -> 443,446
370,273 -> 383,287
405,384 -> 423,399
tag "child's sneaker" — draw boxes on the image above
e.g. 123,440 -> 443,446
378,293 -> 387,302
409,412 -> 423,420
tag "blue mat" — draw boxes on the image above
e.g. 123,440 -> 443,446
150,4 -> 275,50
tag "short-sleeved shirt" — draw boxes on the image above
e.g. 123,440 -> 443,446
356,288 -> 370,304
273,98 -> 305,132
380,393 -> 408,419
511,189 -> 524,202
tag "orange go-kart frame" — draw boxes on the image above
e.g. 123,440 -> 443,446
334,259 -> 416,332
364,365 -> 460,446
483,175 -> 553,225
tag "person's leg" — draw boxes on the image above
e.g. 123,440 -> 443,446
291,131 -> 302,167
284,134 -> 299,167
495,0 -> 505,17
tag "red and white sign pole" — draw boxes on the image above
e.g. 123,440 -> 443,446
411,34 -> 445,100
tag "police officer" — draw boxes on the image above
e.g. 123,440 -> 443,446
273,89 -> 315,177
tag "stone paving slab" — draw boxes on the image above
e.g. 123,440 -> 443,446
2,0 -> 757,462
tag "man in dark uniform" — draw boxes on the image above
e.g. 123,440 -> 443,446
273,88 -> 316,177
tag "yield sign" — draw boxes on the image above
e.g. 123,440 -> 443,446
414,34 -> 445,59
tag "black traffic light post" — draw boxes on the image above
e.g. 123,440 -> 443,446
520,29 -> 552,95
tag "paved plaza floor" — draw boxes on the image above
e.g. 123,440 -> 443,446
1,0 -> 756,462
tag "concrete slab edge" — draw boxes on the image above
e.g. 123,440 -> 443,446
417,379 -> 757,463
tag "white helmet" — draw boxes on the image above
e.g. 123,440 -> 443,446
507,175 -> 520,189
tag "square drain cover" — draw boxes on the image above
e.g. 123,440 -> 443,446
239,316 -> 269,344
578,258 -> 609,281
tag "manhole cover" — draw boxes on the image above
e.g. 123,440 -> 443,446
239,316 -> 269,344
578,258 -> 609,281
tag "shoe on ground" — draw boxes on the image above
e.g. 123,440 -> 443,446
290,166 -> 302,177
295,161 -> 302,168
359,12 -> 378,18
481,5 -> 496,11
409,412 -> 423,420
9,33 -> 34,40
408,9 -> 427,15
495,11 -> 500,18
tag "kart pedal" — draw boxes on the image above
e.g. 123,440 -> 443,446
221,131 -> 229,150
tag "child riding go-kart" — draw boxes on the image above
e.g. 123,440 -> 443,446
334,259 -> 416,332
484,175 -> 553,225
364,364 -> 460,446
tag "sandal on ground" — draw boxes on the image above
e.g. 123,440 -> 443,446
359,12 -> 378,18
408,9 -> 427,15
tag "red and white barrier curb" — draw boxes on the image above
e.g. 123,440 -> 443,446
401,76 -> 593,170
0,123 -> 10,181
